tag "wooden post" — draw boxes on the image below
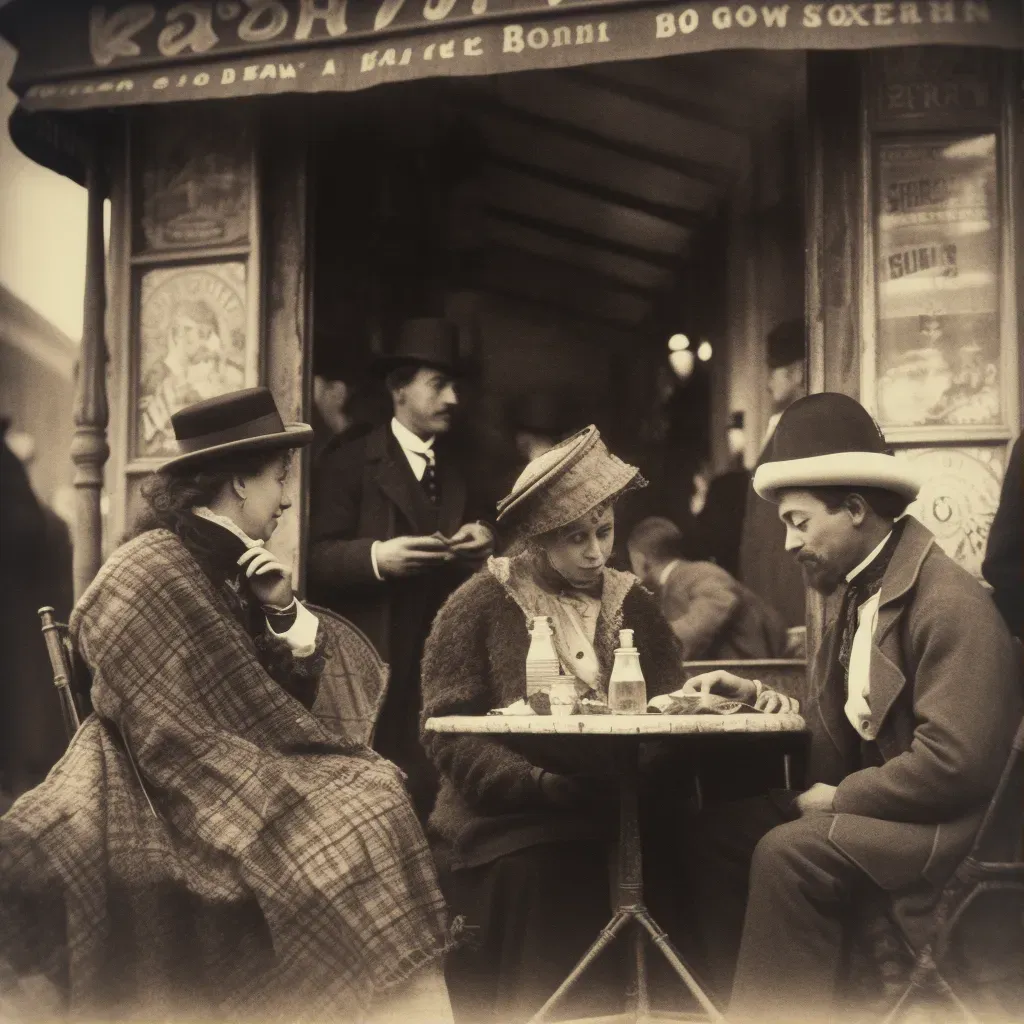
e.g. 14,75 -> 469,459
71,149 -> 110,601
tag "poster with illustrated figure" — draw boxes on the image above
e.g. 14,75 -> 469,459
135,262 -> 250,459
874,134 -> 1002,431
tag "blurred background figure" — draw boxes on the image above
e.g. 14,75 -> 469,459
628,516 -> 787,661
509,388 -> 582,465
310,342 -> 371,465
982,432 -> 1022,639
738,320 -> 808,628
0,417 -> 73,810
489,388 -> 586,505
687,411 -> 751,578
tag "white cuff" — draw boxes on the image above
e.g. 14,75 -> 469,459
370,541 -> 384,582
267,599 -> 319,658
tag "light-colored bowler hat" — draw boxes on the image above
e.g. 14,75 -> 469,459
752,393 -> 921,503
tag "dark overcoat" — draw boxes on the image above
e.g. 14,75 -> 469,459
806,516 -> 1023,939
982,432 -> 1022,638
307,423 -> 484,811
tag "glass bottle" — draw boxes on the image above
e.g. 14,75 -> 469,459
608,628 -> 647,714
525,616 -> 561,698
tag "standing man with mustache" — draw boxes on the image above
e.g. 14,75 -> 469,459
680,393 -> 1022,1023
308,319 -> 494,821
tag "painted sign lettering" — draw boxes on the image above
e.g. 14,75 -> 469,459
13,0 -> 1017,113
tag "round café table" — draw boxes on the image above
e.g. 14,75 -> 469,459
424,711 -> 807,1024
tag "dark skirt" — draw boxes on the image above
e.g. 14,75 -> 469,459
439,840 -> 626,1024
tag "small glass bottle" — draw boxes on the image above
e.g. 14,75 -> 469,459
526,616 -> 561,699
608,628 -> 647,714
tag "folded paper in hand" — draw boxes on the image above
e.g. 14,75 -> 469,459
646,691 -> 760,716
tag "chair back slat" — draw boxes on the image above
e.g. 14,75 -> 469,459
38,606 -> 81,742
306,603 -> 389,747
967,713 -> 1024,866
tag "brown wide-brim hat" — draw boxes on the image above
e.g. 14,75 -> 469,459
371,317 -> 466,377
496,425 -> 646,538
161,386 -> 313,472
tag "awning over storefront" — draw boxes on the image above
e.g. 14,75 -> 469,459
1,0 -> 1020,112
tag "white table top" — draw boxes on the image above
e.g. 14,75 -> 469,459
423,712 -> 806,736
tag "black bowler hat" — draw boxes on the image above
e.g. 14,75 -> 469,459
766,319 -> 806,370
372,318 -> 464,376
162,387 -> 313,471
753,393 -> 920,503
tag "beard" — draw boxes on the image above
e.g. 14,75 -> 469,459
797,555 -> 845,596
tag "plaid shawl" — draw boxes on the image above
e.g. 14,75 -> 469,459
0,529 -> 449,1023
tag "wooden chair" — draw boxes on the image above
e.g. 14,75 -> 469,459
305,603 -> 390,747
37,606 -> 157,818
878,711 -> 1024,1023
37,606 -> 92,742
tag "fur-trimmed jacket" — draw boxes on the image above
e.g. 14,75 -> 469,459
420,557 -> 686,868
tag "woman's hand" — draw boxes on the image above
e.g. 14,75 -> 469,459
538,771 -> 585,809
681,670 -> 759,705
238,547 -> 294,609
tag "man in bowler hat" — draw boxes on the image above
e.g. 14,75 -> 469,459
681,393 -> 1022,1022
308,318 -> 494,820
738,319 -> 809,627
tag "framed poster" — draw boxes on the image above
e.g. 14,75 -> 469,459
895,445 -> 1005,579
136,114 -> 253,252
134,262 -> 252,460
872,133 -> 1006,436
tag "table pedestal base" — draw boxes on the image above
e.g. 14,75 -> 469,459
527,904 -> 723,1024
528,751 -> 724,1024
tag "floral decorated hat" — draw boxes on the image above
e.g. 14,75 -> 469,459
496,425 -> 646,538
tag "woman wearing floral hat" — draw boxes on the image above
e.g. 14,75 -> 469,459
420,426 -> 761,1022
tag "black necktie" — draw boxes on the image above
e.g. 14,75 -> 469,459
420,450 -> 439,505
836,522 -> 904,688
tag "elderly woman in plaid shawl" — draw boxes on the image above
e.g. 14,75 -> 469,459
0,388 -> 455,1024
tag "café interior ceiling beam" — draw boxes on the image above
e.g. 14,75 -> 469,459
564,67 -> 752,138
472,282 -> 642,337
458,90 -> 726,187
485,243 -> 660,299
486,152 -> 705,231
472,254 -> 652,324
483,205 -> 682,271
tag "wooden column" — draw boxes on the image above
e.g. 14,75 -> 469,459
804,51 -> 863,666
71,149 -> 110,600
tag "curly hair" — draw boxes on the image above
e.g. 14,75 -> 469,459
132,449 -> 286,537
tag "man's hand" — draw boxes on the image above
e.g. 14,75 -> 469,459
375,535 -> 454,578
238,547 -> 294,608
754,690 -> 800,715
681,671 -> 799,714
682,670 -> 759,705
447,522 -> 495,560
795,783 -> 837,816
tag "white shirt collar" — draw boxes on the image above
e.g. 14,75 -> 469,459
658,559 -> 682,590
191,506 -> 265,550
391,416 -> 435,457
846,531 -> 892,584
